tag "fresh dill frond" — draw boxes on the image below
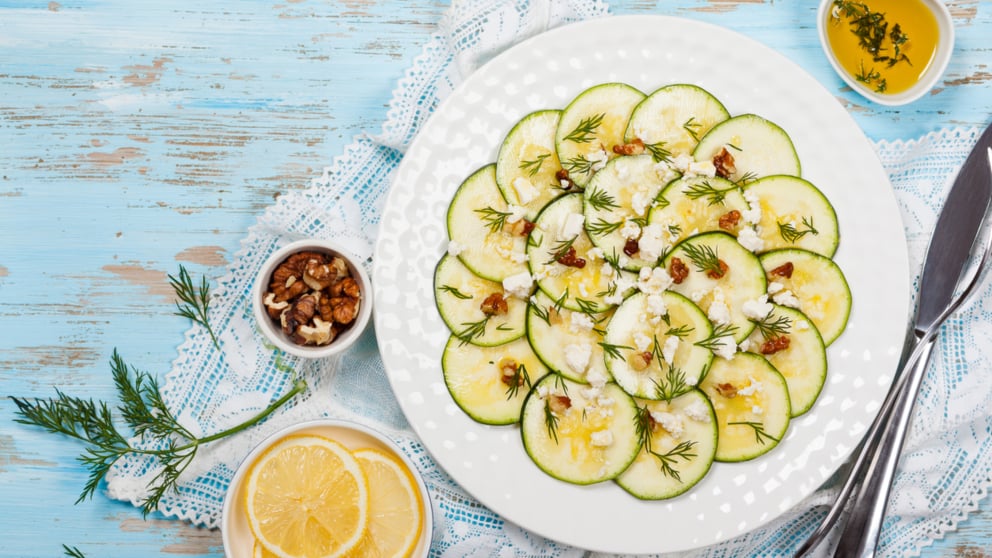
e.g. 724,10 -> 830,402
683,180 -> 738,206
586,187 -> 620,212
563,113 -> 605,144
519,153 -> 551,176
751,312 -> 792,339
474,206 -> 512,233
168,265 -> 220,351
728,420 -> 780,445
778,216 -> 819,244
439,284 -> 472,300
679,241 -> 724,277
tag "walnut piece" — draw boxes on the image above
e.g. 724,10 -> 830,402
669,257 -> 689,284
770,261 -> 794,279
718,210 -> 742,231
712,147 -> 737,179
265,249 -> 362,347
760,335 -> 791,355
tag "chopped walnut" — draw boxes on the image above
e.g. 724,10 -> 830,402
612,138 -> 645,156
510,218 -> 536,237
719,210 -> 742,231
480,292 -> 509,316
499,358 -> 523,387
555,168 -> 575,190
770,261 -> 794,279
707,259 -> 729,280
548,394 -> 572,415
623,238 -> 639,257
629,351 -> 653,371
714,382 -> 738,398
669,257 -> 689,284
264,249 -> 363,347
556,246 -> 586,268
760,335 -> 791,355
712,147 -> 737,179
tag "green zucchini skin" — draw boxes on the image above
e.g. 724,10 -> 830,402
433,254 -> 527,347
693,114 -> 801,183
745,175 -> 840,258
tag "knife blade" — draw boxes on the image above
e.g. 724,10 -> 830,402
794,123 -> 992,558
916,124 -> 992,331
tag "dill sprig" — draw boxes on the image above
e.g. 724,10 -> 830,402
832,1 -> 912,67
665,324 -> 694,338
529,299 -> 551,325
634,406 -> 697,481
651,366 -> 689,403
545,236 -> 578,265
586,217 -> 623,237
439,284 -> 472,300
544,400 -> 560,444
563,155 -> 595,178
575,297 -> 600,315
778,216 -> 819,244
733,171 -> 759,187
683,116 -> 702,142
63,546 -> 86,558
599,341 -> 634,361
474,206 -> 511,233
586,187 -> 620,212
680,242 -> 724,277
563,113 -> 605,144
728,420 -> 780,445
683,180 -> 738,206
751,312 -> 792,339
10,350 -> 307,517
695,323 -> 739,351
505,363 -> 532,400
168,265 -> 220,351
644,141 -> 673,163
454,316 -> 508,345
519,153 -> 551,176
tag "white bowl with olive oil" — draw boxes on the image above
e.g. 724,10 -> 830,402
817,0 -> 954,106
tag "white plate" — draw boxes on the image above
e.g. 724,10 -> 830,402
373,15 -> 910,554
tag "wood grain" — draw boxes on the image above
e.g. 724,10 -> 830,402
1,0 -> 991,556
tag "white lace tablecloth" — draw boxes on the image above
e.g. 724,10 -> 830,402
104,1 -> 992,556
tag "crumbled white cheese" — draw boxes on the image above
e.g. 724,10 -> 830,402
662,335 -> 679,365
638,224 -> 667,261
615,157 -> 632,180
577,282 -> 590,298
737,379 -> 762,397
632,191 -> 651,217
604,291 -> 625,306
742,294 -> 773,321
736,226 -> 765,253
671,153 -> 693,172
559,212 -> 585,240
650,411 -> 684,439
795,319 -> 810,331
509,251 -> 529,263
711,335 -> 737,360
600,261 -> 616,279
586,366 -> 608,388
653,160 -> 680,184
502,271 -> 533,299
646,294 -> 668,320
690,288 -> 710,303
638,265 -> 673,295
773,289 -> 802,309
619,220 -> 641,240
686,159 -> 717,178
633,332 -> 652,353
447,239 -> 465,256
742,190 -> 762,225
536,385 -> 552,399
559,179 -> 571,189
767,281 -> 785,295
512,176 -> 539,205
752,405 -> 764,416
587,247 -> 604,260
565,343 -> 592,374
581,386 -> 602,400
661,221 -> 681,244
590,429 -> 614,447
586,148 -> 609,172
739,338 -> 752,352
506,204 -> 527,224
569,311 -> 595,333
707,287 -> 731,325
683,400 -> 711,423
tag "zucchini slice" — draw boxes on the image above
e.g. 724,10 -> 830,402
527,193 -> 638,313
584,154 -> 676,271
495,110 -> 566,220
603,291 -> 714,399
520,374 -> 641,484
745,175 -> 839,258
662,232 -> 767,344
616,391 -> 718,500
759,249 -> 851,346
526,290 -> 613,384
743,304 -> 827,417
446,164 -> 529,282
699,352 -> 791,462
624,83 -> 730,158
434,254 -> 527,346
441,335 -> 548,425
555,83 -> 646,188
692,114 -> 801,183
648,175 -> 749,247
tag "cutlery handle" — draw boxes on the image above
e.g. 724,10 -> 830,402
832,334 -> 937,558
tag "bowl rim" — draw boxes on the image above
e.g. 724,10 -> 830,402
251,238 -> 372,359
221,418 -> 435,558
816,0 -> 955,107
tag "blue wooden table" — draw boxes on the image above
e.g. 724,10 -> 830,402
2,1 -> 991,556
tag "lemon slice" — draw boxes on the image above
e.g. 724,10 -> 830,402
245,434 -> 369,558
345,448 -> 424,558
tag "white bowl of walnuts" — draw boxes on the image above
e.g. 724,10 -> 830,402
253,239 -> 372,359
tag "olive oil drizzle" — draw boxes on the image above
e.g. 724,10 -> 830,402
831,0 -> 912,93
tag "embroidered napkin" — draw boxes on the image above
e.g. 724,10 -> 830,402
103,1 -> 992,556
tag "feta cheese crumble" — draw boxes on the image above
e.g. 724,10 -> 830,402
650,411 -> 684,439
683,400 -> 711,423
564,343 -> 592,374
736,226 -> 765,253
773,289 -> 801,309
661,335 -> 679,365
569,311 -> 595,333
512,176 -> 539,205
638,266 -> 673,295
742,294 -> 773,321
502,271 -> 533,299
590,430 -> 614,447
559,212 -> 585,240
707,287 -> 731,325
637,223 -> 667,261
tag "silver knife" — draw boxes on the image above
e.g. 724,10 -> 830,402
795,123 -> 992,557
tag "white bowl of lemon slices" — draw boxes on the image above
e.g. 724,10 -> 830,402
221,419 -> 433,558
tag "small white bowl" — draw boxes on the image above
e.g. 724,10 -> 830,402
817,0 -> 954,106
252,238 -> 372,359
221,419 -> 434,558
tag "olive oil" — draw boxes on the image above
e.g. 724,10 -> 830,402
825,0 -> 940,95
